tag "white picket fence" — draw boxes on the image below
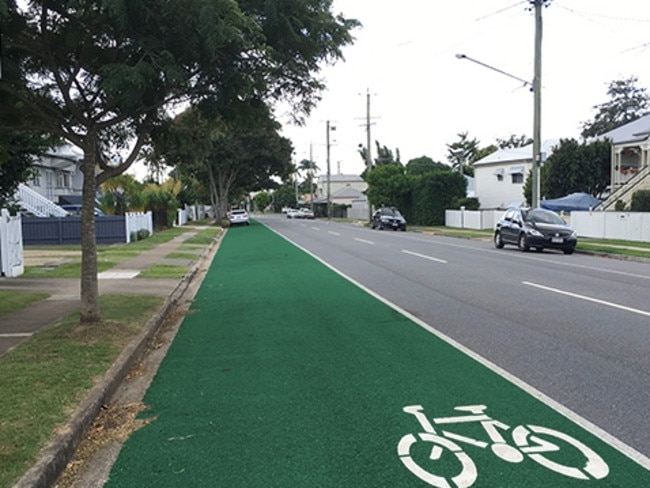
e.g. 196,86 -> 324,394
445,209 -> 650,242
176,205 -> 215,226
125,211 -> 153,243
0,209 -> 24,277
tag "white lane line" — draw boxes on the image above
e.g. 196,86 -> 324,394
402,249 -> 447,264
355,238 -> 375,245
311,226 -> 321,231
404,234 -> 650,281
263,223 -> 650,470
523,281 -> 650,317
0,333 -> 33,338
266,225 -> 650,469
328,231 -> 341,236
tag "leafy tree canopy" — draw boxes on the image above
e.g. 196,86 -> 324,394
364,163 -> 409,208
358,140 -> 401,178
446,132 -> 479,176
405,156 -> 448,176
540,138 -> 610,199
154,101 -> 293,219
580,77 -> 650,138
0,131 -> 58,209
0,0 -> 359,323
497,134 -> 532,149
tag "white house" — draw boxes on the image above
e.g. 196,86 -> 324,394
27,143 -> 84,203
597,114 -> 650,210
316,174 -> 368,203
473,140 -> 558,209
14,143 -> 85,217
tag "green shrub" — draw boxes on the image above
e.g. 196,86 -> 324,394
614,200 -> 627,211
130,228 -> 151,242
631,190 -> 650,211
453,197 -> 480,210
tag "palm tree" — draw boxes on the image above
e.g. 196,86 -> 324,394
298,159 -> 320,209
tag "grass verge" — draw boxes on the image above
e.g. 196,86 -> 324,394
22,227 -> 193,278
0,294 -> 164,488
138,264 -> 188,279
577,242 -> 650,258
182,226 -> 222,245
0,291 -> 50,318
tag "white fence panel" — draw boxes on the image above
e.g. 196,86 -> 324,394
0,209 -> 24,277
463,211 -> 482,229
347,200 -> 370,220
125,211 -> 153,243
604,212 -> 645,241
445,209 -> 503,230
177,209 -> 188,226
571,211 -> 650,241
570,212 -> 604,238
444,210 -> 462,228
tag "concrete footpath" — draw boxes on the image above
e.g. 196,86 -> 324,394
0,226 -> 223,488
0,227 -> 215,358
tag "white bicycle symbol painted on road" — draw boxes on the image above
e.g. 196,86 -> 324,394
398,404 -> 609,487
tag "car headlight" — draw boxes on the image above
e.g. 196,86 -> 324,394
528,228 -> 543,237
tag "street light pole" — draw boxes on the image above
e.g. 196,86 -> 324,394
456,0 -> 550,209
326,120 -> 334,219
366,89 -> 373,223
531,0 -> 544,208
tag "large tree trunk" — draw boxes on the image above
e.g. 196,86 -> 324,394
79,139 -> 100,324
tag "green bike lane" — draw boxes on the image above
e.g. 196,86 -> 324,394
105,221 -> 650,487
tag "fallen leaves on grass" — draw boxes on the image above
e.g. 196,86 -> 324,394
54,402 -> 156,488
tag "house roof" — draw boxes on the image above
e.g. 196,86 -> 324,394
37,143 -> 84,170
599,113 -> 650,145
45,143 -> 84,162
332,186 -> 364,199
317,173 -> 364,183
473,139 -> 559,166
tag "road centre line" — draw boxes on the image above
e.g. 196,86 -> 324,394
0,333 -> 33,338
404,235 -> 650,281
355,237 -> 375,245
402,249 -> 447,264
311,226 -> 320,231
523,281 -> 650,317
265,223 -> 650,470
328,231 -> 341,236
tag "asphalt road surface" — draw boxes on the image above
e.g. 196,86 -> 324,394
257,215 -> 650,461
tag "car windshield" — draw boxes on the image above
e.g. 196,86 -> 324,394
380,208 -> 401,216
524,209 -> 566,225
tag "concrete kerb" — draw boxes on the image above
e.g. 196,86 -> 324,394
12,228 -> 226,488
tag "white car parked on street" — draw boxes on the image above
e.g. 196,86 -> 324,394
227,209 -> 250,226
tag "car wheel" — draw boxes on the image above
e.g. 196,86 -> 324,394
517,234 -> 529,252
494,231 -> 504,249
563,247 -> 575,255
535,247 -> 543,252
401,227 -> 406,232
378,223 -> 384,230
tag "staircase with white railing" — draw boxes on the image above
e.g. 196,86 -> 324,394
16,183 -> 69,217
599,166 -> 650,211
